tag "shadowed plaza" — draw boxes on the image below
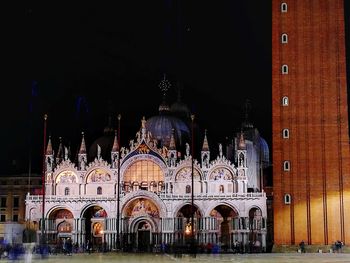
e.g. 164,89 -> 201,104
2,252 -> 350,263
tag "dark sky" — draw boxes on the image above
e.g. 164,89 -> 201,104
5,1 -> 272,174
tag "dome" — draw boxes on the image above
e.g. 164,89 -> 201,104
88,116 -> 115,162
170,101 -> 190,120
88,134 -> 114,162
146,113 -> 190,148
258,136 -> 270,167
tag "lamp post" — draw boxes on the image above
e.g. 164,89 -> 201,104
190,114 -> 195,255
116,114 -> 121,250
41,114 -> 48,250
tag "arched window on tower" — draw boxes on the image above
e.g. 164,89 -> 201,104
64,187 -> 70,196
284,194 -> 291,204
282,129 -> 290,138
282,96 -> 289,106
281,3 -> 288,13
281,33 -> 288,44
283,161 -> 290,171
282,64 -> 288,74
186,185 -> 191,194
97,186 -> 102,195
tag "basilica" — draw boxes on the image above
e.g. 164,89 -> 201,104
25,87 -> 269,252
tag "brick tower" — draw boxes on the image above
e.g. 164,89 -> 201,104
272,0 -> 350,246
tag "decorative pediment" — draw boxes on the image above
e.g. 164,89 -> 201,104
88,158 -> 109,169
55,160 -> 76,171
136,142 -> 151,154
177,158 -> 199,167
210,156 -> 233,167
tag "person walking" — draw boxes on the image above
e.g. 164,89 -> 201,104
299,240 -> 305,253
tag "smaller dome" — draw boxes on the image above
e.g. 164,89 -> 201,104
258,137 -> 270,167
88,135 -> 114,162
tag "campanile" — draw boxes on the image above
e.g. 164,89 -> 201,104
272,0 -> 350,245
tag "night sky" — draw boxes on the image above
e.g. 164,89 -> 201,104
2,1 -> 288,175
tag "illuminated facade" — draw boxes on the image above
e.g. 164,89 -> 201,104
25,116 -> 267,251
272,0 -> 350,246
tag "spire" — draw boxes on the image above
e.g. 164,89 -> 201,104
112,130 -> 119,152
202,129 -> 209,151
241,99 -> 254,129
46,136 -> 53,155
79,132 -> 86,154
57,137 -> 64,158
103,114 -> 114,134
169,129 -> 176,150
238,131 -> 246,150
141,116 -> 147,139
158,74 -> 171,113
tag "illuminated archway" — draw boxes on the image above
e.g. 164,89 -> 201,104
47,208 -> 74,244
123,160 -> 164,193
210,205 -> 239,247
176,204 -> 202,240
81,205 -> 107,249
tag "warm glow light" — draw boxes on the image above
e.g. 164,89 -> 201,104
185,223 -> 191,235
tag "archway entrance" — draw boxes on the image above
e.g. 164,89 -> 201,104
210,205 -> 238,249
248,207 -> 263,253
137,220 -> 151,252
82,205 -> 107,252
48,208 -> 73,248
176,204 -> 201,243
123,197 -> 160,251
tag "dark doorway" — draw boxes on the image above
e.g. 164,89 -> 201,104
138,229 -> 150,252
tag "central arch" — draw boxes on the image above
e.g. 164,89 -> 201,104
122,197 -> 161,250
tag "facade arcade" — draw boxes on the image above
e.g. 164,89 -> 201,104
25,117 -> 267,252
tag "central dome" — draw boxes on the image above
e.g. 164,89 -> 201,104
146,112 -> 190,148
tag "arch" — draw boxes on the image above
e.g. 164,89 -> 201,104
281,2 -> 288,12
186,185 -> 191,193
209,167 -> 233,181
122,191 -> 167,218
282,64 -> 288,74
55,170 -> 78,184
282,128 -> 290,138
97,186 -> 102,195
284,194 -> 291,204
123,197 -> 160,218
57,220 -> 73,233
48,207 -> 74,220
85,168 -> 112,183
208,204 -> 240,246
175,167 -> 202,181
123,159 -> 165,188
80,203 -> 108,219
204,202 -> 239,217
120,154 -> 167,179
128,216 -> 157,233
282,96 -> 289,106
281,33 -> 288,43
283,160 -> 290,171
92,222 -> 103,237
173,202 -> 203,218
64,187 -> 70,196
